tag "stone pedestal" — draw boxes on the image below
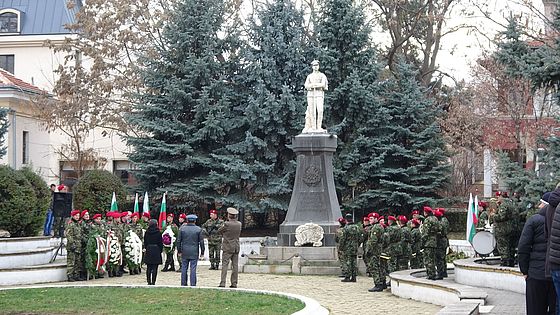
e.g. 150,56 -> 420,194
277,133 -> 341,246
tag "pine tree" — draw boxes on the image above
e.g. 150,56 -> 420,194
357,63 -> 450,213
0,108 -> 7,159
219,0 -> 310,211
126,0 -> 241,201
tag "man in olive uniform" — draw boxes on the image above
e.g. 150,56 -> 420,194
397,215 -> 411,271
385,215 -> 402,273
203,209 -> 224,270
218,207 -> 242,288
340,213 -> 362,282
361,215 -> 373,276
493,192 -> 518,266
66,210 -> 84,281
409,219 -> 423,269
366,213 -> 387,292
421,206 -> 441,280
162,213 -> 179,272
335,217 -> 347,277
434,209 -> 449,279
478,201 -> 489,228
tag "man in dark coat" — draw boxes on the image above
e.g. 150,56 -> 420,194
519,193 -> 556,315
143,219 -> 163,285
218,207 -> 242,288
177,214 -> 205,286
545,186 -> 560,311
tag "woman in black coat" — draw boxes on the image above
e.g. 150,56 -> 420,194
144,219 -> 163,285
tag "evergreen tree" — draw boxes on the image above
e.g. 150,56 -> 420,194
355,63 -> 449,213
219,0 -> 310,211
126,0 -> 242,201
0,108 -> 8,159
313,0 -> 381,206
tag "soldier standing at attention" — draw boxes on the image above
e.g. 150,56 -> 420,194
218,207 -> 242,288
335,217 -> 347,278
366,213 -> 387,292
162,213 -> 179,272
176,213 -> 187,273
385,215 -> 402,273
409,219 -> 423,269
478,201 -> 489,228
340,213 -> 362,282
493,192 -> 517,267
203,209 -> 224,270
397,215 -> 411,271
434,209 -> 449,279
362,214 -> 373,276
67,210 -> 84,281
421,206 -> 441,280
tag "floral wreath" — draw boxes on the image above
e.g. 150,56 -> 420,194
124,230 -> 143,268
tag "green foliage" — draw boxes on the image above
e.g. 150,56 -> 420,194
0,287 -> 304,314
0,107 -> 8,159
446,249 -> 468,263
73,170 -> 127,214
17,167 -> 51,235
446,210 -> 468,233
0,165 -> 39,236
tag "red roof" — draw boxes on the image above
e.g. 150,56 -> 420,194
0,69 -> 45,94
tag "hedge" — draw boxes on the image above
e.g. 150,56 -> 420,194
73,170 -> 127,215
0,166 -> 39,236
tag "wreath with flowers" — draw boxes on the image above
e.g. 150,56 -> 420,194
162,226 -> 176,254
85,233 -> 107,275
124,230 -> 143,268
106,230 -> 122,267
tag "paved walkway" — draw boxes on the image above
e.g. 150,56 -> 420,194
50,264 -> 441,315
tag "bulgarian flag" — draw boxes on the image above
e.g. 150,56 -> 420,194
466,193 -> 478,243
158,193 -> 167,230
133,193 -> 139,213
143,192 -> 149,215
110,192 -> 118,211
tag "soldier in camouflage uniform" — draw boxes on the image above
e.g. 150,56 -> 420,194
493,192 -> 518,266
162,213 -> 179,272
397,215 -> 411,271
66,210 -> 84,281
361,215 -> 373,276
202,209 -> 224,270
366,213 -> 387,292
421,206 -> 441,280
385,215 -> 402,273
340,214 -> 362,282
434,208 -> 449,279
477,201 -> 489,228
116,212 -> 130,276
80,210 -> 93,280
335,217 -> 347,277
409,219 -> 423,269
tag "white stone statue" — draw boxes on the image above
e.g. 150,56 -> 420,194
302,60 -> 328,133
294,223 -> 324,247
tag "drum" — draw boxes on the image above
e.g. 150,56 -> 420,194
471,230 -> 496,256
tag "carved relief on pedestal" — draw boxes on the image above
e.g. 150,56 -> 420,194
294,223 -> 324,247
302,164 -> 321,186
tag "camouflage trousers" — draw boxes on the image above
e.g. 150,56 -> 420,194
363,251 -> 372,274
496,233 -> 517,265
342,254 -> 357,278
369,255 -> 387,286
388,256 -> 399,273
338,249 -> 347,275
423,247 -> 437,278
410,251 -> 423,269
436,246 -> 447,277
208,242 -> 222,266
67,250 -> 83,279
53,217 -> 66,237
397,255 -> 409,271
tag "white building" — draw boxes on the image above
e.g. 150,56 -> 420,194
0,0 -> 132,187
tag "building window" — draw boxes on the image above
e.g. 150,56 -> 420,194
0,11 -> 19,33
22,131 -> 28,165
0,55 -> 14,73
113,160 -> 137,186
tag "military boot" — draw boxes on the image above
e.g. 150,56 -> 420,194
368,285 -> 384,292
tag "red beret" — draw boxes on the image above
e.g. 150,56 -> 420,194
142,212 -> 151,218
501,192 -> 509,198
423,206 -> 433,213
131,213 -> 140,219
411,219 -> 421,226
120,212 -> 128,218
478,201 -> 488,208
337,217 -> 346,223
81,210 -> 89,217
495,191 -> 501,197
179,213 -> 187,219
57,184 -> 65,191
436,208 -> 446,214
167,213 -> 174,218
71,210 -> 80,217
411,210 -> 419,215
363,215 -> 370,221
434,210 -> 443,217
398,215 -> 408,224
368,212 -> 380,219
209,209 -> 217,214
92,214 -> 102,220
388,215 -> 396,222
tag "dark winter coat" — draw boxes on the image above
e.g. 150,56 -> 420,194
143,225 -> 163,265
518,207 -> 547,280
545,188 -> 560,276
176,223 -> 205,260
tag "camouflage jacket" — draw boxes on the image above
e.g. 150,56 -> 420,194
339,223 -> 362,255
477,211 -> 488,228
202,218 -> 224,244
366,223 -> 385,256
384,224 -> 402,254
410,227 -> 422,254
400,226 -> 412,257
421,215 -> 441,248
493,199 -> 516,235
437,217 -> 449,248
66,219 -> 83,252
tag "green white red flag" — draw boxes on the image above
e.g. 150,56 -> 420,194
110,192 -> 118,211
134,193 -> 139,213
158,193 -> 167,230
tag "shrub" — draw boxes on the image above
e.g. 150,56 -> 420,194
446,208 -> 467,233
18,167 -> 51,235
0,165 -> 38,236
73,170 -> 127,215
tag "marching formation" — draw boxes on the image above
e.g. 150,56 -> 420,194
64,208 -> 237,287
336,206 -> 449,292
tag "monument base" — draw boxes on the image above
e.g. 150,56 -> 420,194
277,223 -> 339,246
